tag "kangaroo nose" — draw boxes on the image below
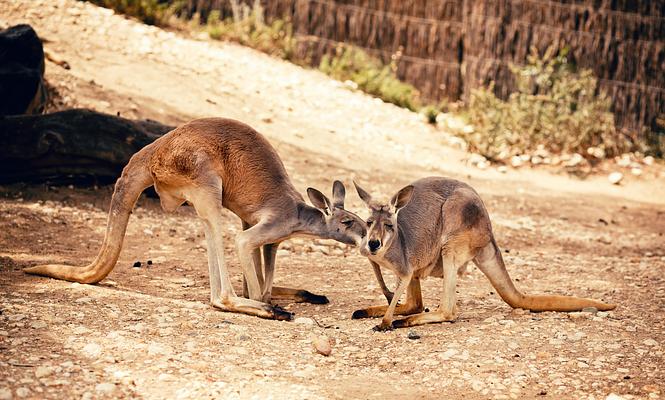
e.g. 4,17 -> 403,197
368,239 -> 381,252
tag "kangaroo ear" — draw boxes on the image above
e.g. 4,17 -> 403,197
332,180 -> 346,209
390,185 -> 414,212
307,187 -> 333,215
353,181 -> 372,206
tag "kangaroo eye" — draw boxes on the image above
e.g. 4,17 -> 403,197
385,223 -> 394,230
341,219 -> 354,226
366,220 -> 374,226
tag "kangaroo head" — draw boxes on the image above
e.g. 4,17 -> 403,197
354,181 -> 414,256
307,180 -> 367,245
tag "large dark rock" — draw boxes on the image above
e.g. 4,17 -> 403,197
0,24 -> 46,116
0,109 -> 173,184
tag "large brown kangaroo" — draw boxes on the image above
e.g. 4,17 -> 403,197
24,118 -> 366,320
352,177 -> 616,330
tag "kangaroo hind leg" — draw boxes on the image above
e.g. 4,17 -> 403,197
190,178 -> 291,320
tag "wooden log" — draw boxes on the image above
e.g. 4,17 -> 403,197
0,109 -> 173,184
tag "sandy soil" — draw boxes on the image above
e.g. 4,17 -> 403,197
1,1 -> 664,399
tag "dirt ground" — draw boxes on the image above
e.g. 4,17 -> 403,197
1,1 -> 665,399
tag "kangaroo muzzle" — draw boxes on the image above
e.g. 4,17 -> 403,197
368,239 -> 382,253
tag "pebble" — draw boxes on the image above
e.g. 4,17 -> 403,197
30,321 -> 47,329
311,334 -> 332,356
643,338 -> 658,347
510,156 -> 523,168
631,167 -> 642,176
0,388 -> 11,400
294,317 -> 314,326
35,366 -> 54,378
82,342 -> 102,358
407,330 -> 421,340
95,383 -> 115,394
608,172 -> 623,185
14,388 -> 29,398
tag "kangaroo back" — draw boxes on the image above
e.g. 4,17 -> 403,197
23,142 -> 156,283
474,239 -> 616,312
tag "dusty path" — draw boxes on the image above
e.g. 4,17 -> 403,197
1,1 -> 664,399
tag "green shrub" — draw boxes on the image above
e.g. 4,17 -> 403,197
205,1 -> 295,60
319,46 -> 420,111
460,46 -> 638,160
86,0 -> 183,26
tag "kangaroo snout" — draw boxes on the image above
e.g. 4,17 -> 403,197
368,239 -> 382,253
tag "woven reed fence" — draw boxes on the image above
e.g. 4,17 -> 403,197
183,0 -> 665,132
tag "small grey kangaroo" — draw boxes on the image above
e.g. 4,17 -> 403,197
352,176 -> 616,331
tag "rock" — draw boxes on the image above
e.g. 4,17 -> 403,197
14,388 -> 29,399
643,156 -> 654,166
531,155 -> 543,165
294,317 -> 314,326
311,335 -> 332,356
0,25 -> 46,116
643,338 -> 658,347
510,156 -> 523,167
95,383 -> 115,394
407,330 -> 421,340
606,394 -> 626,400
0,388 -> 12,400
565,153 -> 584,167
81,392 -> 93,400
82,342 -> 102,358
35,366 -> 54,378
30,321 -> 47,329
476,160 -> 489,170
631,167 -> 642,176
608,172 -> 623,185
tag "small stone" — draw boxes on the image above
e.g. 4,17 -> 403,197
143,228 -> 154,236
311,335 -> 332,356
631,167 -> 643,176
15,388 -> 29,398
35,366 -> 54,378
81,392 -> 93,400
606,394 -> 626,400
476,160 -> 489,170
30,321 -> 47,329
643,156 -> 654,166
643,338 -> 658,347
608,172 -> 623,185
95,383 -> 115,394
82,342 -> 102,358
510,156 -> 523,168
531,155 -> 543,165
294,317 -> 314,326
0,388 -> 12,400
407,330 -> 421,340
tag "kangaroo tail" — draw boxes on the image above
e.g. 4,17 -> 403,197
24,148 -> 155,284
473,239 -> 616,312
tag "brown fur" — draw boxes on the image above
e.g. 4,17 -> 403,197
353,177 -> 616,330
24,118 -> 367,321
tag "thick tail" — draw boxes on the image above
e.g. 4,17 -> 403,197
473,239 -> 616,312
24,149 -> 154,284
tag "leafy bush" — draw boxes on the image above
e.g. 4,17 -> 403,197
205,1 -> 295,61
86,0 -> 183,26
460,46 -> 637,160
319,46 -> 420,111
